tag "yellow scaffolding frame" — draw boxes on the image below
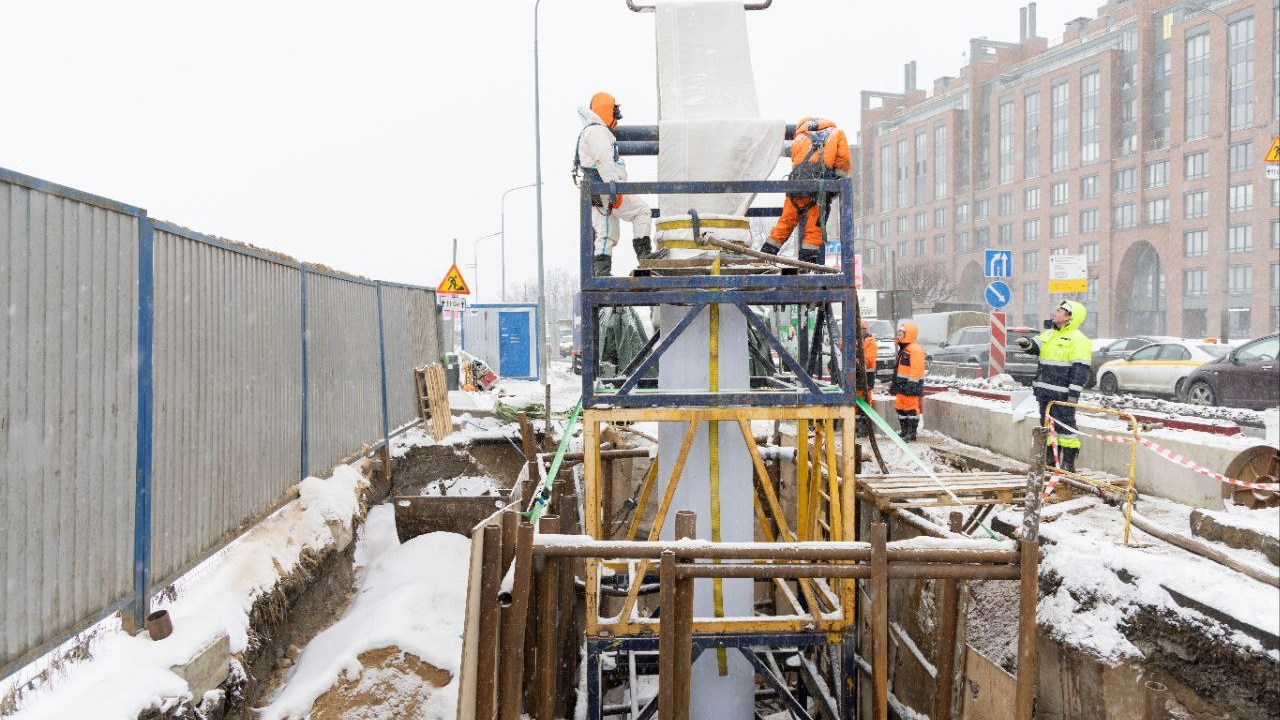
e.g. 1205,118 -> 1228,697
581,405 -> 859,635
1043,400 -> 1138,543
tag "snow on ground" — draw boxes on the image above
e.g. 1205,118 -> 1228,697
417,475 -> 503,497
258,506 -> 472,720
6,465 -> 369,720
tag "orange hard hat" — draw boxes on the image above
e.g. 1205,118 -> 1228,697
590,92 -> 620,130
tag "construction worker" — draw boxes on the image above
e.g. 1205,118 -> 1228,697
761,117 -> 851,265
888,321 -> 926,441
1017,300 -> 1092,471
855,319 -> 879,436
575,92 -> 653,277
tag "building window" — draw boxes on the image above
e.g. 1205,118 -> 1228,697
880,144 -> 893,212
1229,265 -> 1253,293
934,123 -> 949,200
975,199 -> 989,220
1228,15 -> 1255,131
1080,242 -> 1098,265
1145,160 -> 1169,189
999,193 -> 1013,215
934,235 -> 946,254
976,227 -> 991,248
897,137 -> 909,208
1051,181 -> 1069,206
1273,178 -> 1280,206
956,231 -> 969,251
880,220 -> 891,238
934,207 -> 946,227
1024,90 -> 1040,178
1050,246 -> 1069,256
1185,151 -> 1208,180
897,216 -> 908,234
1051,214 -> 1068,238
1155,50 -> 1172,78
897,240 -> 908,258
1273,219 -> 1280,248
1185,230 -> 1209,258
955,204 -> 969,223
1025,187 -> 1040,210
915,131 -> 929,203
1114,203 -> 1136,229
915,237 -> 927,257
1114,167 -> 1136,194
1145,198 -> 1170,225
1023,218 -> 1040,242
1079,208 -> 1099,233
1229,183 -> 1253,212
1080,70 -> 1100,164
1184,268 -> 1208,296
1184,190 -> 1209,219
1185,32 -> 1210,140
999,223 -> 1014,245
1229,141 -> 1253,172
1024,250 -> 1039,272
915,211 -> 928,230
1023,281 -> 1039,309
1080,174 -> 1099,200
1051,80 -> 1070,172
999,99 -> 1015,184
1228,225 -> 1253,253
865,247 -> 877,265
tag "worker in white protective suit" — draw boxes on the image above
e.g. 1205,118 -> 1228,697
574,92 -> 653,276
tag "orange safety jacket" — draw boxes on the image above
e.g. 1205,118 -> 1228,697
769,117 -> 851,248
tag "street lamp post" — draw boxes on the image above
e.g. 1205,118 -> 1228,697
533,0 -> 549,384
500,183 -> 536,303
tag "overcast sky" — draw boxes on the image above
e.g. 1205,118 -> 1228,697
2,0 -> 1088,302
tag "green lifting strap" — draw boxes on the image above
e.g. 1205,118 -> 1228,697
524,397 -> 584,523
854,397 -> 1000,541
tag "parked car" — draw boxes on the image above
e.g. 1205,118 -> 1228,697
927,325 -> 1039,384
1087,335 -> 1179,387
1095,339 -> 1230,398
1180,333 -> 1280,409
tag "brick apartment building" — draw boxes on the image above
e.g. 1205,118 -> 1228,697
853,0 -> 1279,339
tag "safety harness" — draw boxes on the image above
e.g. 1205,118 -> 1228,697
786,123 -> 839,248
572,123 -> 620,213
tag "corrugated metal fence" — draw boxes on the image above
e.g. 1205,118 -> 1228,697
0,167 -> 443,677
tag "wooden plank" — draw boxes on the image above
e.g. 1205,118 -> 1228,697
422,362 -> 452,441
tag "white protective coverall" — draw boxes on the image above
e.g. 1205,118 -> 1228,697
576,106 -> 652,257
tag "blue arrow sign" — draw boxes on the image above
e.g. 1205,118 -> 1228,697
985,281 -> 1012,309
985,249 -> 1012,278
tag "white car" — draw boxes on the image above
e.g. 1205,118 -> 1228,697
1095,340 -> 1231,397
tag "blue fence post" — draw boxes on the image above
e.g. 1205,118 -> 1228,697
300,266 -> 310,480
131,214 -> 156,631
375,283 -> 391,450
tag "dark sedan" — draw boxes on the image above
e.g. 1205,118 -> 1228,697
1087,335 -> 1178,388
1180,333 -> 1280,409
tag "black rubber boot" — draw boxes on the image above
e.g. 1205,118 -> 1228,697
1045,445 -> 1058,468
593,254 -> 612,277
1062,447 -> 1079,473
901,418 -> 918,442
632,236 -> 654,260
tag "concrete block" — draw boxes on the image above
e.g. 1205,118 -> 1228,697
170,632 -> 231,702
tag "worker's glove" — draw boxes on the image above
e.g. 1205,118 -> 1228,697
797,246 -> 824,265
759,241 -> 780,256
1017,338 -> 1032,350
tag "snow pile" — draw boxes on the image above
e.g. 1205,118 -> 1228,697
418,475 -> 502,497
388,414 -> 518,459
7,465 -> 368,720
259,506 -> 472,720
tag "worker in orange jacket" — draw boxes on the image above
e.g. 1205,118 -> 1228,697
761,117 -> 851,266
855,319 -> 879,436
888,321 -> 926,441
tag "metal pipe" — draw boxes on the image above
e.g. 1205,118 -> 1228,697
672,562 -> 1019,581
475,524 -> 502,720
694,235 -> 838,273
532,516 -> 560,720
672,512 -> 696,716
626,0 -> 772,10
497,521 -> 536,720
532,537 -> 1018,563
933,512 -> 963,720
872,523 -> 889,720
1143,680 -> 1169,720
1129,509 -> 1280,588
532,0 -> 548,384
889,508 -> 967,539
615,124 -> 795,142
658,550 -> 677,720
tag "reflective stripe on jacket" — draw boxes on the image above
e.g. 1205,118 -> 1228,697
889,342 -> 925,397
1024,300 -> 1091,402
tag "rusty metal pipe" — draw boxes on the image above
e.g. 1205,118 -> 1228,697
532,537 -> 1017,563
658,550 -> 678,720
889,508 -> 966,539
497,522 -> 535,720
872,523 -> 889,720
532,516 -> 560,720
1143,680 -> 1168,720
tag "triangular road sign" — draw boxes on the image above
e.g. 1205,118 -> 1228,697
1265,135 -> 1280,163
437,263 -> 470,295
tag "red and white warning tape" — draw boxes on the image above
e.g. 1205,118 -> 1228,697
1044,418 -> 1279,492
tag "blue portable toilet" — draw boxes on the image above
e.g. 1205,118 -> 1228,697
461,303 -> 540,380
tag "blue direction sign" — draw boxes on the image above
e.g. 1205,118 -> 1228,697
985,249 -> 1012,278
985,280 -> 1012,309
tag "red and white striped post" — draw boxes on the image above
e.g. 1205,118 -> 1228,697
989,311 -> 1007,378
